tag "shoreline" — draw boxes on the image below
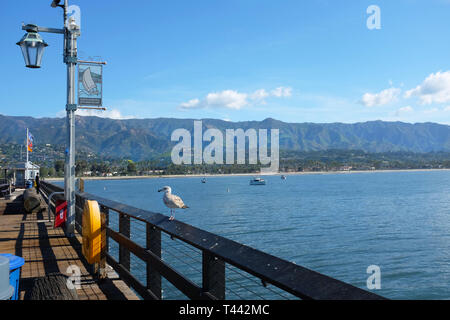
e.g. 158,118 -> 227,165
45,168 -> 450,181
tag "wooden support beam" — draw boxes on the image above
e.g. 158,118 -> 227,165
99,206 -> 109,280
146,224 -> 162,299
119,212 -> 130,271
202,251 -> 225,300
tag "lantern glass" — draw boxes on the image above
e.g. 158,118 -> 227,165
16,31 -> 48,68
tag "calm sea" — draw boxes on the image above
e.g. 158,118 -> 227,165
65,170 -> 450,299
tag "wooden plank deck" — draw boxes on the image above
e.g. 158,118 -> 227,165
0,189 -> 139,300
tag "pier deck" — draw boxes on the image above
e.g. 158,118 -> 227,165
0,189 -> 139,300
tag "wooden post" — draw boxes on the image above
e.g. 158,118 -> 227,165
75,194 -> 84,234
202,251 -> 225,300
98,205 -> 109,280
146,224 -> 162,299
119,213 -> 130,271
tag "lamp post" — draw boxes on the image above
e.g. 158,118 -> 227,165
17,0 -> 80,236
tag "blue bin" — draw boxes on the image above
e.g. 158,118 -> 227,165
0,254 -> 25,300
25,180 -> 33,189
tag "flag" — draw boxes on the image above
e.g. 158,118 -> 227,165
54,200 -> 67,228
27,131 -> 34,152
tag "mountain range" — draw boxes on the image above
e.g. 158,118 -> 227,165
1,114 -> 449,161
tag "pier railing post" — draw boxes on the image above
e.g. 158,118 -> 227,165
146,224 -> 162,299
119,213 -> 130,271
99,205 -> 109,280
75,194 -> 84,234
202,251 -> 225,300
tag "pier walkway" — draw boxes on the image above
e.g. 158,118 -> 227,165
0,189 -> 139,300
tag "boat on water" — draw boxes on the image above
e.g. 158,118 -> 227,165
201,178 -> 206,183
281,175 -> 287,180
249,177 -> 266,185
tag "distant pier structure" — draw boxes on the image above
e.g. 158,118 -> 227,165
5,161 -> 40,188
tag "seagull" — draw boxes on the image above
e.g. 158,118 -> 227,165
158,186 -> 189,221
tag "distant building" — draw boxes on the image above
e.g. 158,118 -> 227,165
7,161 -> 40,188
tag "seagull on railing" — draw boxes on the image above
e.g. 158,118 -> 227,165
158,186 -> 189,221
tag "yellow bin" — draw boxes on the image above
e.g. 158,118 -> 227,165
82,200 -> 102,264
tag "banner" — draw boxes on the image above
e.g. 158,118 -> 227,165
78,63 -> 102,106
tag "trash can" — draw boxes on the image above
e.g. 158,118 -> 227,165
0,254 -> 25,300
25,180 -> 33,189
0,256 -> 14,300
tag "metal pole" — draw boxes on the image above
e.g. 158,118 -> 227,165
26,128 -> 29,165
64,0 -> 78,236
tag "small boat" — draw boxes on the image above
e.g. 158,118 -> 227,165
201,178 -> 206,183
281,175 -> 286,180
249,177 -> 266,185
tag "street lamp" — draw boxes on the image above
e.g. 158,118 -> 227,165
17,1 -> 105,237
17,0 -> 79,237
16,24 -> 48,69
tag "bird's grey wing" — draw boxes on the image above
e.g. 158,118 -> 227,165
170,194 -> 187,208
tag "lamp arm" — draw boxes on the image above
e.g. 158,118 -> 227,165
21,23 -> 65,35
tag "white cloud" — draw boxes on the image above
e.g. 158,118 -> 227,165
180,87 -> 292,110
205,90 -> 248,110
56,108 -> 135,119
444,106 -> 450,112
404,71 -> 450,104
395,106 -> 414,116
361,87 -> 401,107
179,99 -> 201,109
270,86 -> 292,97
250,89 -> 269,102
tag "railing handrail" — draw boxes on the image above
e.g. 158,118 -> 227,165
41,180 -> 386,300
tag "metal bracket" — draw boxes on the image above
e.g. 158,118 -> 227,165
78,106 -> 107,111
21,23 -> 65,34
64,56 -> 78,64
77,60 -> 107,65
66,104 -> 78,111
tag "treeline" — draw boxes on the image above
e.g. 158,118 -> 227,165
279,150 -> 450,172
28,150 -> 450,178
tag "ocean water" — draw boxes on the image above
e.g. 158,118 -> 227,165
72,171 -> 449,299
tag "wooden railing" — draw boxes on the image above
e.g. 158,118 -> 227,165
41,180 -> 386,300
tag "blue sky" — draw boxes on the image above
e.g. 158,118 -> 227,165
1,0 -> 450,124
